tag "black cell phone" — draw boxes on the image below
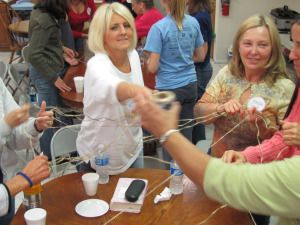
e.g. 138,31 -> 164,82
125,179 -> 146,202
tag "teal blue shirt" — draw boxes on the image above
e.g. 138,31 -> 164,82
144,15 -> 204,89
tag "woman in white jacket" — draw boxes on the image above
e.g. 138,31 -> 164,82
0,78 -> 53,225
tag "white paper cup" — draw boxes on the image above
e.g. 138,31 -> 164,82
82,173 -> 99,196
24,208 -> 47,225
73,76 -> 84,93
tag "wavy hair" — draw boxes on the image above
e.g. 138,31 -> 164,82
228,14 -> 288,85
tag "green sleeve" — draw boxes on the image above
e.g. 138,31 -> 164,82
204,157 -> 300,220
23,18 -> 59,82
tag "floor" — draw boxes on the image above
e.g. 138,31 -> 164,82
0,52 -> 277,224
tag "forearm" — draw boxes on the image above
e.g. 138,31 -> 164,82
5,175 -> 29,197
242,132 -> 290,163
194,102 -> 223,124
163,132 -> 211,187
117,82 -> 141,102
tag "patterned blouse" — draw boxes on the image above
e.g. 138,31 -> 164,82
199,65 -> 295,157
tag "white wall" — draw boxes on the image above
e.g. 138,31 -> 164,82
214,0 -> 300,63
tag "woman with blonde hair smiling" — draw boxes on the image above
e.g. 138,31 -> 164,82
194,14 -> 295,225
76,2 -> 151,173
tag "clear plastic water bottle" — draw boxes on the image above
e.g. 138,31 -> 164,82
29,85 -> 37,105
169,161 -> 184,195
95,154 -> 109,184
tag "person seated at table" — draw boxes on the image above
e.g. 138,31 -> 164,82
0,78 -> 53,225
221,19 -> 300,165
194,15 -> 294,158
76,2 -> 151,174
133,17 -> 300,225
67,0 -> 96,53
131,0 -> 163,41
23,0 -> 78,159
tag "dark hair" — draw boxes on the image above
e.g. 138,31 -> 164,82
35,0 -> 67,20
135,0 -> 154,9
188,0 -> 212,15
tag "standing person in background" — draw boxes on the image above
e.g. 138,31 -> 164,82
131,0 -> 163,41
76,3 -> 151,174
0,79 -> 53,225
23,0 -> 77,159
187,0 -> 213,145
144,0 -> 205,162
67,0 -> 96,53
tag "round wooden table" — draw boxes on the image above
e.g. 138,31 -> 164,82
11,168 -> 252,225
60,61 -> 86,109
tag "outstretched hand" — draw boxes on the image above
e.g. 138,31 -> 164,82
4,104 -> 30,128
133,94 -> 181,138
35,101 -> 54,131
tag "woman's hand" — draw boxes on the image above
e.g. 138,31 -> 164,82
281,121 -> 300,148
54,77 -> 72,92
22,155 -> 50,185
219,99 -> 243,115
34,101 -> 54,131
134,94 -> 181,138
221,150 -> 246,164
4,104 -> 30,128
63,46 -> 79,66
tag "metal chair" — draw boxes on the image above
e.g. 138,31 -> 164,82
0,61 -> 8,82
6,62 -> 29,98
50,124 -> 81,177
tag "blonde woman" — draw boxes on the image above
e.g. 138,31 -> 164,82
144,0 -> 205,161
76,3 -> 151,174
194,15 -> 294,158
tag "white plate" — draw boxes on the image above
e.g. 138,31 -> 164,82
75,199 -> 109,218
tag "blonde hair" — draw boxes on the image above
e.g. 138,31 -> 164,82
167,0 -> 186,31
88,2 -> 137,54
228,14 -> 288,85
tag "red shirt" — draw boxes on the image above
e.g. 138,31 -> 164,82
242,87 -> 300,163
135,8 -> 163,39
68,0 -> 96,38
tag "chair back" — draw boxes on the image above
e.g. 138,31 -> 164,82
0,61 -> 8,81
50,124 -> 81,176
6,63 -> 29,98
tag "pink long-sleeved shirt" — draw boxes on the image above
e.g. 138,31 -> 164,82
242,87 -> 300,163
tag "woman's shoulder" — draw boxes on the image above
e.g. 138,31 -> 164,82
30,9 -> 57,29
273,76 -> 296,89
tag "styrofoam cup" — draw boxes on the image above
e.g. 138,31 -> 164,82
82,173 -> 99,196
73,76 -> 84,93
24,208 -> 47,225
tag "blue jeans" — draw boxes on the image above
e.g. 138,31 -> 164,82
192,63 -> 213,144
29,65 -> 72,159
159,82 -> 198,162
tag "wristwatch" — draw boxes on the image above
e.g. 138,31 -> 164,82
159,129 -> 178,144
